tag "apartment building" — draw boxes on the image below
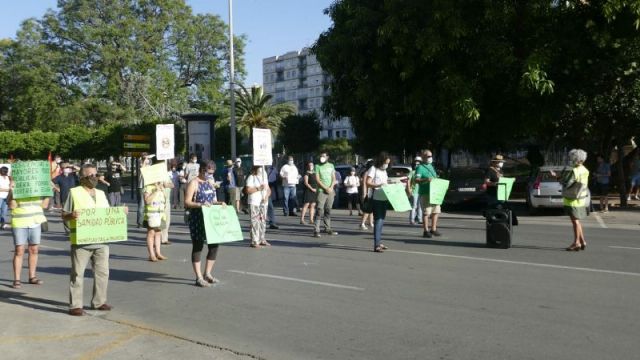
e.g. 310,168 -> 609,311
262,48 -> 354,140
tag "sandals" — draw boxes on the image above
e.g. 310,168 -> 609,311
12,280 -> 21,289
29,277 -> 43,285
259,241 -> 271,247
378,244 -> 388,250
204,274 -> 219,284
149,256 -> 158,262
195,278 -> 211,287
374,246 -> 385,253
156,254 -> 168,260
250,243 -> 260,248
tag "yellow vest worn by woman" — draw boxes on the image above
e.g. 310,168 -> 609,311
563,165 -> 590,208
11,197 -> 46,228
144,185 -> 166,222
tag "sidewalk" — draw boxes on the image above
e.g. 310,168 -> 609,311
0,294 -> 250,360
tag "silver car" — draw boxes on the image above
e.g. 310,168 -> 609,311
526,166 -> 591,214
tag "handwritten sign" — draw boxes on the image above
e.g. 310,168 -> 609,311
156,124 -> 175,160
11,161 -> 53,199
428,178 -> 450,205
497,177 -> 516,201
141,163 -> 167,186
252,128 -> 273,166
381,183 -> 412,212
72,207 -> 128,245
202,205 -> 244,244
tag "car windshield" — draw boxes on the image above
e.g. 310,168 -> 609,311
539,170 -> 563,182
448,169 -> 485,187
389,167 -> 410,177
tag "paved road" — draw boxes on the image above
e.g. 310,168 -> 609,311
1,204 -> 639,360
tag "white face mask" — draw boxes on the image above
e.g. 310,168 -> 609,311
63,168 -> 72,175
426,158 -> 433,164
257,168 -> 263,175
288,160 -> 294,166
497,162 -> 504,168
192,158 -> 197,163
319,156 -> 327,164
381,164 -> 389,170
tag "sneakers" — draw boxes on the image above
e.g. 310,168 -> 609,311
431,229 -> 442,237
269,224 -> 280,229
313,231 -> 321,238
423,231 -> 432,238
360,223 -> 368,230
326,230 -> 338,236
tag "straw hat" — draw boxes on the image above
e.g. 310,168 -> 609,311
225,159 -> 233,166
491,154 -> 505,162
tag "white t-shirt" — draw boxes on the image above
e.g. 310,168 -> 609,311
344,175 -> 360,194
366,166 -> 388,201
279,164 -> 300,186
246,174 -> 267,206
0,175 -> 10,199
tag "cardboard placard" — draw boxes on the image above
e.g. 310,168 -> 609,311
428,178 -> 450,205
202,205 -> 244,244
156,124 -> 175,160
141,163 -> 167,186
252,128 -> 273,166
497,177 -> 516,201
11,161 -> 53,199
73,207 -> 128,245
381,183 -> 412,212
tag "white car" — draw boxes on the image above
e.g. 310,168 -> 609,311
526,166 -> 591,214
387,165 -> 412,185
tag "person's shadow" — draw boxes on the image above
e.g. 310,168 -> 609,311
0,289 -> 68,314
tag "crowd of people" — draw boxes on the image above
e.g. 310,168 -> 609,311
0,146 -> 615,315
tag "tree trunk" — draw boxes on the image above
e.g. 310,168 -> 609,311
616,145 -> 627,207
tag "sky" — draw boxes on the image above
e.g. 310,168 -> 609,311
0,0 -> 334,86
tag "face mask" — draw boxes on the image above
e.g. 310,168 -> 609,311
257,168 -> 263,175
64,169 -> 72,175
81,176 -> 98,188
192,158 -> 197,163
319,156 -> 327,164
206,172 -> 214,180
497,162 -> 504,168
172,168 -> 176,171
288,160 -> 294,165
236,162 -> 241,167
426,158 -> 433,164
381,164 -> 389,170
55,158 -> 61,163
350,172 -> 355,175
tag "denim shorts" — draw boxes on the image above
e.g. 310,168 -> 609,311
12,225 -> 42,246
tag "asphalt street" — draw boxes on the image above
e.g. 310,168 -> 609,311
1,203 -> 639,360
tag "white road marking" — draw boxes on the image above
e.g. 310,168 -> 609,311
326,243 -> 640,278
609,246 -> 640,251
226,270 -> 365,291
593,213 -> 608,229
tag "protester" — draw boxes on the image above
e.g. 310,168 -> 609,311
415,150 -> 442,238
484,154 -> 505,206
333,169 -> 342,209
7,185 -> 49,288
280,156 -> 300,216
300,161 -> 317,225
366,152 -> 391,252
344,167 -> 361,216
223,159 -> 238,211
170,161 -> 181,209
407,156 -> 423,225
594,154 -> 611,212
177,162 -> 187,208
137,153 -> 152,227
246,165 -> 271,247
184,161 -> 226,287
105,160 -> 126,206
50,155 -> 63,209
359,159 -> 375,230
0,166 -> 12,230
161,161 -> 175,245
313,152 -> 338,237
144,179 -> 168,261
184,153 -> 200,183
266,192 -> 279,230
63,163 -> 115,316
627,152 -> 640,201
234,158 -> 248,214
53,163 -> 79,234
268,164 -> 279,200
551,149 -> 590,251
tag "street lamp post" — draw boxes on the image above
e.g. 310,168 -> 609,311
228,0 -> 237,160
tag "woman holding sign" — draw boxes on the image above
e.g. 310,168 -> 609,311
185,162 -> 226,287
366,153 -> 391,253
484,154 -> 505,206
7,189 -> 49,288
246,165 -> 272,248
144,181 -> 168,262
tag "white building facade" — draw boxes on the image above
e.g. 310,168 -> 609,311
263,48 -> 354,140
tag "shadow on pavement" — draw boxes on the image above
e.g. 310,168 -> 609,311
36,266 -> 192,285
0,289 -> 69,314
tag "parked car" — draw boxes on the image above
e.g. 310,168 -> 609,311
443,167 -> 488,206
387,165 -> 412,185
526,166 -> 591,214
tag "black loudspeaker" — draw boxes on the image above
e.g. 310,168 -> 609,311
485,209 -> 512,249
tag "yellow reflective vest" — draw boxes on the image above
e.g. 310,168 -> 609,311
11,197 -> 46,228
563,165 -> 590,207
144,185 -> 166,221
69,186 -> 109,243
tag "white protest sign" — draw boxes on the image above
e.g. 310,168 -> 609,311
156,124 -> 175,160
252,128 -> 273,166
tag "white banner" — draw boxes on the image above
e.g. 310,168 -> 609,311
252,128 -> 273,166
156,124 -> 175,160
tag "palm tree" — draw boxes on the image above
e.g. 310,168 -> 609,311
233,84 -> 296,140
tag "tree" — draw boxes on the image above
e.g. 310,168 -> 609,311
233,84 -> 295,141
280,113 -> 321,154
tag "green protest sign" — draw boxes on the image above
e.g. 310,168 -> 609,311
497,177 -> 516,201
72,207 -> 128,245
202,205 -> 244,244
381,183 -> 412,212
428,178 -> 450,205
11,161 -> 53,199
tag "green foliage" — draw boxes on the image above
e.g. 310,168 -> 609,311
232,84 -> 296,138
280,113 -> 321,154
319,138 -> 353,162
